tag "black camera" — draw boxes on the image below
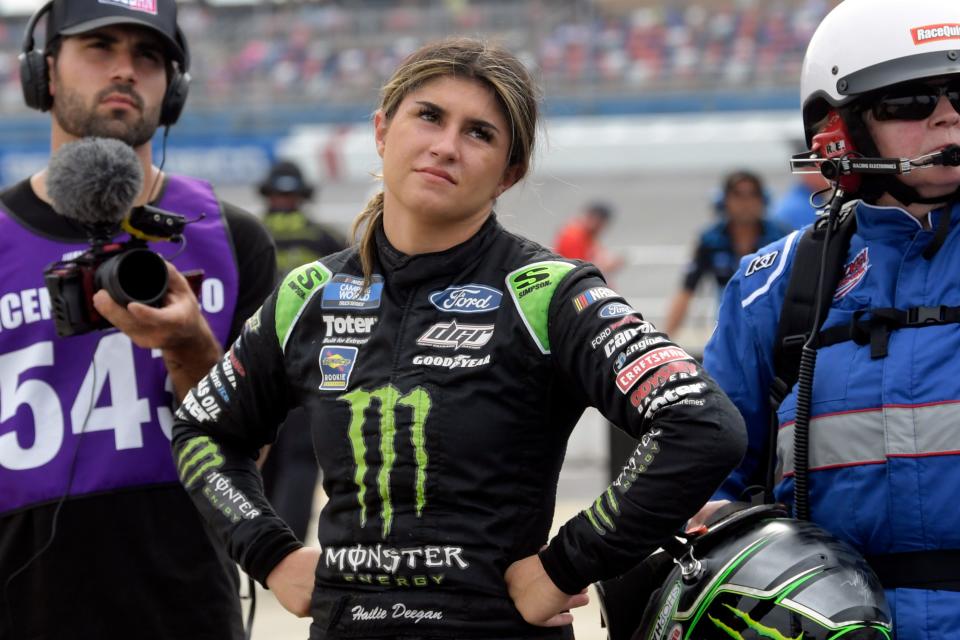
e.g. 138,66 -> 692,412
44,205 -> 188,337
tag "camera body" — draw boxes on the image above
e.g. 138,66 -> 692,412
44,205 -> 188,337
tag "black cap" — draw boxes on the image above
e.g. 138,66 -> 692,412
46,0 -> 187,68
259,161 -> 314,198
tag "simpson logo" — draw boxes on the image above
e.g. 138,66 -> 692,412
429,284 -> 502,314
616,346 -> 692,394
572,287 -> 617,313
745,250 -> 779,277
416,320 -> 494,350
322,274 -> 384,310
99,0 -> 158,15
834,247 -> 870,300
598,302 -> 634,319
912,24 -> 960,45
319,346 -> 358,391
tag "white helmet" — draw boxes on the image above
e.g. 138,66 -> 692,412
801,0 -> 960,143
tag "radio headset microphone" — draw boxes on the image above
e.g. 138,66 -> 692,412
46,137 -> 143,235
794,144 -> 960,180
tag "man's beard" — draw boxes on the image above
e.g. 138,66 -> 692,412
53,84 -> 161,147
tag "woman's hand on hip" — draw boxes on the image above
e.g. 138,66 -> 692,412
504,553 -> 589,627
266,547 -> 321,617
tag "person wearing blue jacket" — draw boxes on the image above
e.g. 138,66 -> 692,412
691,1 -> 960,638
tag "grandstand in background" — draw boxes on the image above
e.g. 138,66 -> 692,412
0,0 -> 839,129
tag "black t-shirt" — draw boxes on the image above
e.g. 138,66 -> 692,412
0,178 -> 276,640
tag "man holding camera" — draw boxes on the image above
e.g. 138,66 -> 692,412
0,1 -> 275,638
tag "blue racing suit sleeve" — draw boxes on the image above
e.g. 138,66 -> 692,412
702,232 -> 797,502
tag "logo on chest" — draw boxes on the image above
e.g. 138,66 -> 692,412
428,284 -> 502,314
319,346 -> 358,391
322,314 -> 377,345
416,320 -> 494,350
834,247 -> 870,300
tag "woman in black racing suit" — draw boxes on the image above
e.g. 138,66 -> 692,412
171,37 -> 746,639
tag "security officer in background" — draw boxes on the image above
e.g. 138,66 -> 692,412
258,159 -> 345,541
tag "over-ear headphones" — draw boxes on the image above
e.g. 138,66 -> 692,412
19,0 -> 191,127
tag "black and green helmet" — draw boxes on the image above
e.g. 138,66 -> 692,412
598,505 -> 892,640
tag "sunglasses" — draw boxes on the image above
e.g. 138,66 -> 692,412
868,79 -> 960,122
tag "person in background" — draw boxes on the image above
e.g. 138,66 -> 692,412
0,1 -> 275,638
553,200 -> 625,277
664,170 -> 789,336
258,159 -> 346,542
692,0 -> 960,637
171,36 -> 745,638
769,141 -> 832,231
259,159 -> 346,274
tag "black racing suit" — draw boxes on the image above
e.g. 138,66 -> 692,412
171,215 -> 746,639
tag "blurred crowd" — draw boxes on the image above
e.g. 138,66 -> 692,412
0,0 -> 839,113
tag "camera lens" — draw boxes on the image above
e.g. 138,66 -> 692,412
95,248 -> 169,307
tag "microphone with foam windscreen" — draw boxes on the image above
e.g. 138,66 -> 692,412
43,137 -> 171,336
46,137 -> 143,232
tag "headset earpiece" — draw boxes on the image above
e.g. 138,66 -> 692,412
811,110 -> 861,192
159,68 -> 189,126
19,1 -> 54,112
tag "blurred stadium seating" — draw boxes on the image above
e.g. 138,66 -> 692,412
0,0 -> 840,124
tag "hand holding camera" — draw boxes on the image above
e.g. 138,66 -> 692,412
42,137 -> 194,337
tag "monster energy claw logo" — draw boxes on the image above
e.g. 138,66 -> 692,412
339,385 -> 433,538
177,435 -> 225,488
709,604 -> 801,640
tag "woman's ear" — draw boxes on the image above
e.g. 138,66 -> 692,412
495,164 -> 523,198
374,110 -> 387,159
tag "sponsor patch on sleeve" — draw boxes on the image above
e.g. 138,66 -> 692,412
615,346 -> 694,394
572,286 -> 618,313
744,250 -> 779,277
597,302 -> 635,319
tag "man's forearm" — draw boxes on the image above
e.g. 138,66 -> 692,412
163,322 -> 222,401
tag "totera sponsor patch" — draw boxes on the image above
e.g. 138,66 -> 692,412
319,345 -> 358,390
322,274 -> 384,310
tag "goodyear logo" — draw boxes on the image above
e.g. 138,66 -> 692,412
320,345 -> 358,391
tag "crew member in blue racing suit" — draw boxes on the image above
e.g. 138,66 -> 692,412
691,1 -> 960,637
171,38 -> 746,639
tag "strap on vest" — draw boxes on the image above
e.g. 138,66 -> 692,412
815,305 -> 960,358
867,550 -> 960,591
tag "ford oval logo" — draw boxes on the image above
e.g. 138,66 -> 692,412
429,284 -> 502,314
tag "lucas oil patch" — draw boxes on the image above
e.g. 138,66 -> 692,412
319,346 -> 358,391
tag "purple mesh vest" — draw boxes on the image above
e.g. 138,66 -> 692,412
0,175 -> 239,515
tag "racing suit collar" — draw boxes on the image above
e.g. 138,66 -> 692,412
375,213 -> 501,287
855,199 -> 960,241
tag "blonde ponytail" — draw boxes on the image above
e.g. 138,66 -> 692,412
350,191 -> 385,289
